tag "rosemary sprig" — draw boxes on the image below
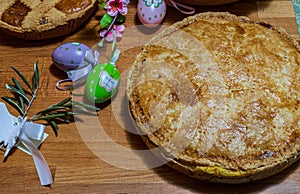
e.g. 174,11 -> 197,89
2,61 -> 100,136
2,61 -> 39,116
30,97 -> 100,135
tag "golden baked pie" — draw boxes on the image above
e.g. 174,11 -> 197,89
127,12 -> 300,183
0,0 -> 97,40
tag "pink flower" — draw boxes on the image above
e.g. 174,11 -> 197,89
100,25 -> 125,41
106,0 -> 130,16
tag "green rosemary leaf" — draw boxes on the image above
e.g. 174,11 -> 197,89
37,105 -> 70,114
31,112 -> 77,121
36,97 -> 74,114
12,78 -> 26,95
50,120 -> 58,130
70,90 -> 85,96
62,102 -> 73,107
33,61 -> 40,90
47,120 -> 58,136
56,97 -> 72,106
53,116 -> 71,124
11,66 -> 34,93
5,84 -> 30,105
19,96 -> 25,112
12,78 -> 26,111
73,101 -> 100,111
1,96 -> 24,115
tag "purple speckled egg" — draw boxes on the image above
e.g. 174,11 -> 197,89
137,0 -> 166,27
52,42 -> 91,71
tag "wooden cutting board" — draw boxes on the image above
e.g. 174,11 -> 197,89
0,0 -> 298,193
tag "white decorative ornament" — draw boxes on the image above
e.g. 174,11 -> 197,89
0,102 -> 53,186
98,70 -> 119,92
0,103 -> 25,158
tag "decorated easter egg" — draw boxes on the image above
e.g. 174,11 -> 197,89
86,63 -> 120,104
52,42 -> 91,71
137,0 -> 166,27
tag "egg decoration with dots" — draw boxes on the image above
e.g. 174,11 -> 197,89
52,42 -> 92,71
85,63 -> 120,104
137,0 -> 166,27
51,40 -> 121,104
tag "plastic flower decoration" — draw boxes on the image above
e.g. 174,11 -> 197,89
100,25 -> 125,41
106,0 -> 130,16
98,0 -> 129,41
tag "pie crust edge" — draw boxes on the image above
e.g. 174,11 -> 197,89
126,12 -> 300,184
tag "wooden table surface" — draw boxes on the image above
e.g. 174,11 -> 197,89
0,0 -> 299,193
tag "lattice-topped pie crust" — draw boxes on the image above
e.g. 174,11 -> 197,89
0,0 -> 97,40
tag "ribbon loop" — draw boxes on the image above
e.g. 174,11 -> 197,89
67,64 -> 93,82
56,78 -> 73,91
20,132 -> 53,186
22,122 -> 45,141
167,0 -> 195,15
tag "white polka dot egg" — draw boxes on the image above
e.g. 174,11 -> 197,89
137,0 -> 166,27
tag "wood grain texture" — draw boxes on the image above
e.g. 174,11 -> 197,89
0,0 -> 299,193
257,1 -> 295,18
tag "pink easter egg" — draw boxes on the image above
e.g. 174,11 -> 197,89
137,0 -> 167,27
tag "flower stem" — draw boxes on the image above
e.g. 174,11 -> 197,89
104,14 -> 118,38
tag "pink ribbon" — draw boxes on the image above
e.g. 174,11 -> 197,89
166,0 -> 195,15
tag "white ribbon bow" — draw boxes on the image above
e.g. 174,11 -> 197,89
0,102 -> 53,186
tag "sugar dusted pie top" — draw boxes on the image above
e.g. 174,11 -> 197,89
127,12 -> 300,183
